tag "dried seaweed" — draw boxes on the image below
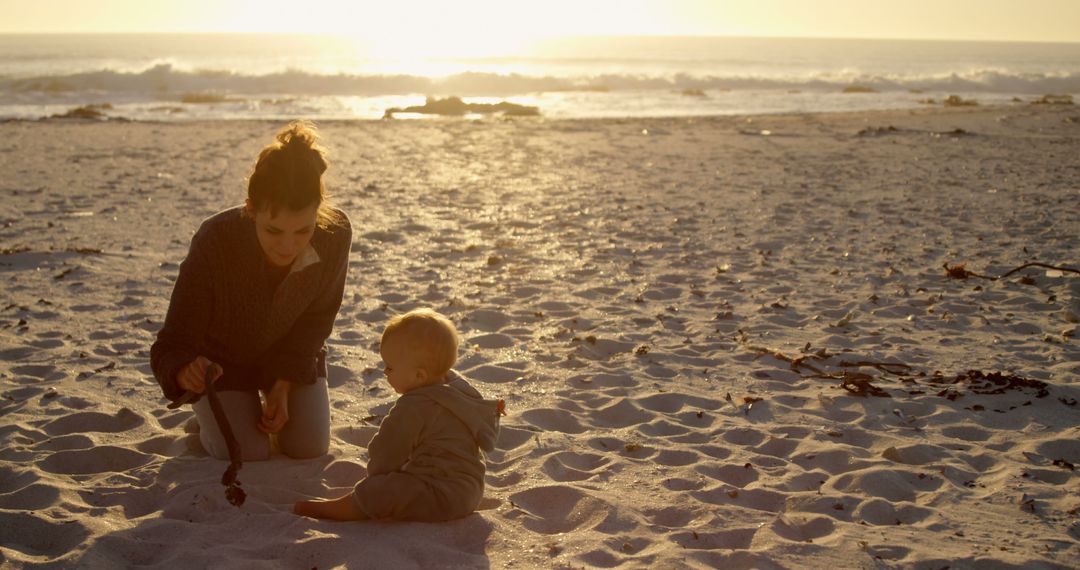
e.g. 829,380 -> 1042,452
838,360 -> 912,375
203,363 -> 245,507
838,375 -> 891,398
928,370 -> 1049,399
943,261 -> 1079,281
1052,458 -> 1075,471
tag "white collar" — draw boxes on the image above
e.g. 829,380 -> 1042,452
290,243 -> 321,273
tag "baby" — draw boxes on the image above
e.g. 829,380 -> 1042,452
294,308 -> 502,521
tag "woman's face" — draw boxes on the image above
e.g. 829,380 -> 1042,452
249,203 -> 318,268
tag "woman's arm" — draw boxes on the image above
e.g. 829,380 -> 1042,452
258,378 -> 292,433
150,232 -> 215,402
264,219 -> 351,384
365,397 -> 425,476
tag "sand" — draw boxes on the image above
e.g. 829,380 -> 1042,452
1,104 -> 1078,569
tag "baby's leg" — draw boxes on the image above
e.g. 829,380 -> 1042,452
192,389 -> 271,461
353,472 -> 447,521
295,493 -> 366,521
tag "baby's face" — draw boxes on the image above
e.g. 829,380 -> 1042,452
380,335 -> 428,394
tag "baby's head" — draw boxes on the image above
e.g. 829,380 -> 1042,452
380,308 -> 460,394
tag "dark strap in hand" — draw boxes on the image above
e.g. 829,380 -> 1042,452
203,363 -> 246,507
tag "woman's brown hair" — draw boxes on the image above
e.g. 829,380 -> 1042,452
246,120 -> 343,229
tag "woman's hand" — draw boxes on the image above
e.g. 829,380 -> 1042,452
259,379 -> 292,433
177,356 -> 222,394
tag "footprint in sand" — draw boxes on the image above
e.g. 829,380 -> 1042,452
0,466 -> 40,496
571,372 -> 638,389
321,460 -> 367,488
0,482 -> 60,511
792,448 -> 876,475
2,385 -> 47,403
644,506 -> 703,528
770,515 -> 835,542
28,337 -> 65,349
80,483 -> 163,519
654,449 -> 699,467
862,544 -> 911,561
573,338 -> 637,360
134,435 -> 188,457
696,463 -> 759,488
334,425 -> 378,448
507,485 -> 612,535
541,451 -> 611,482
580,536 -> 655,565
785,494 -> 862,522
0,511 -> 90,557
462,309 -> 511,332
671,527 -> 757,550
41,407 -> 144,436
636,419 -> 692,438
881,443 -> 950,465
535,300 -> 576,316
853,497 -> 935,526
663,478 -> 707,492
1034,438 -> 1080,464
830,467 -> 943,503
642,364 -> 678,379
589,398 -> 655,429
695,445 -> 733,460
467,333 -> 516,349
521,408 -> 588,434
153,409 -> 193,430
493,425 -> 536,451
635,392 -> 723,415
34,434 -> 94,452
88,330 -> 125,341
722,427 -> 767,446
462,363 -> 524,384
940,425 -> 992,442
776,470 -> 830,493
360,230 -> 403,243
39,446 -> 153,475
753,436 -> 801,459
11,364 -> 66,381
692,486 -> 787,513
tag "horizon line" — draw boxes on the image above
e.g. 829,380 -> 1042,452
0,31 -> 1078,46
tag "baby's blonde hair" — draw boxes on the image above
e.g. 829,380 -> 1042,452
382,309 -> 459,380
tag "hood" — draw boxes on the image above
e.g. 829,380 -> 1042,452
413,370 -> 501,452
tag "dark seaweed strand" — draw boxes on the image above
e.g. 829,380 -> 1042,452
204,363 -> 246,507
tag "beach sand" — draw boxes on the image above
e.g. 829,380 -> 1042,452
1,104 -> 1078,569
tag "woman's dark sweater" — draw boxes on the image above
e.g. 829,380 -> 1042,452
150,206 -> 351,403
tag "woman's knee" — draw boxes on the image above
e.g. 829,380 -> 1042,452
200,429 -> 271,461
280,436 -> 328,459
280,376 -> 330,458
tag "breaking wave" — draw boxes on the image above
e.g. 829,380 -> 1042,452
4,63 -> 1079,100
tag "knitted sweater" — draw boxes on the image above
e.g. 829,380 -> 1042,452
150,206 -> 351,403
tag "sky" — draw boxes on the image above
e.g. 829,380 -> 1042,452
1,0 -> 1077,45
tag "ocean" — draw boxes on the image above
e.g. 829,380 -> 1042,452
1,34 -> 1078,121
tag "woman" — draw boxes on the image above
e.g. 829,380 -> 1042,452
151,121 -> 351,461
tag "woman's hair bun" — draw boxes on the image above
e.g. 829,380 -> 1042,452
275,120 -> 326,174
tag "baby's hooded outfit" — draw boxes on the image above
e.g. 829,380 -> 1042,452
352,371 -> 501,521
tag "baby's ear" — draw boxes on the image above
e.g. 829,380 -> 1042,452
415,368 -> 429,384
